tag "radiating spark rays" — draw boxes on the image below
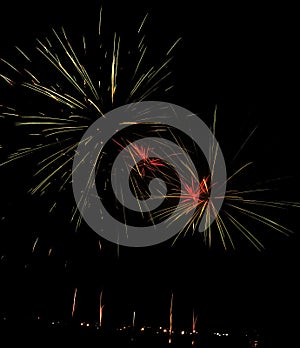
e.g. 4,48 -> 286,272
224,211 -> 265,251
226,203 -> 293,236
0,9 -> 179,233
29,156 -> 74,195
21,82 -> 86,109
114,139 -> 165,178
144,120 -> 298,250
170,168 -> 297,250
2,8 -> 292,253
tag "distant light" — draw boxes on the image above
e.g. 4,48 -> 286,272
86,323 -> 90,327
140,327 -> 145,332
80,322 -> 84,326
181,330 -> 185,335
159,326 -> 162,330
163,329 -> 168,333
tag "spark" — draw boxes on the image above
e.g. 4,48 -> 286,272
71,287 -> 77,318
192,308 -> 197,333
114,139 -> 165,177
32,237 -> 39,253
99,290 -> 104,327
169,292 -> 173,344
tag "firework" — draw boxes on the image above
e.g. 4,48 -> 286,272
142,107 -> 299,250
0,7 -> 180,231
0,4 -> 297,252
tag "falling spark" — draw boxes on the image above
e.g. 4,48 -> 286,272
192,308 -> 197,333
132,310 -> 136,328
72,287 -> 77,318
169,293 -> 173,344
99,290 -> 104,327
32,237 -> 39,253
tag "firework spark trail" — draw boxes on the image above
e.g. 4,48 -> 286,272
71,287 -> 77,318
192,308 -> 197,333
99,290 -> 104,327
32,237 -> 39,253
191,309 -> 198,346
169,292 -> 173,344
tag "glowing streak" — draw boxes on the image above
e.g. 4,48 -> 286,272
32,237 -> 39,253
192,308 -> 197,332
169,293 -> 173,343
72,287 -> 77,318
111,33 -> 120,104
99,290 -> 104,327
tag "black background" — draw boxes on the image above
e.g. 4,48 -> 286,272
0,0 -> 299,346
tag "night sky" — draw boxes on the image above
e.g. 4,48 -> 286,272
0,1 -> 299,346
